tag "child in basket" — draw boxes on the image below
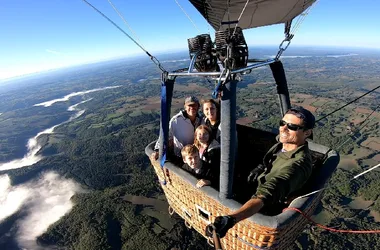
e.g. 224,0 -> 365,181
181,144 -> 212,188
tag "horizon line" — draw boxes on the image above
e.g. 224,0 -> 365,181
1,45 -> 379,82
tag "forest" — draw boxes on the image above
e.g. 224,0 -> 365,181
0,47 -> 379,250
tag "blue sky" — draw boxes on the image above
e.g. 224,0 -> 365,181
1,0 -> 380,80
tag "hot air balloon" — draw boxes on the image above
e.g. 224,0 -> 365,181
145,0 -> 340,249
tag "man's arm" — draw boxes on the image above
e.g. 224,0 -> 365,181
209,197 -> 264,238
230,197 -> 264,222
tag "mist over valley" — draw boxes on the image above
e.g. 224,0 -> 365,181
0,47 -> 379,250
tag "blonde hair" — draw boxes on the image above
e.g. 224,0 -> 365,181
181,144 -> 199,159
193,125 -> 212,149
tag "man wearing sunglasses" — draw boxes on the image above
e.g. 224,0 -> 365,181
207,106 -> 315,238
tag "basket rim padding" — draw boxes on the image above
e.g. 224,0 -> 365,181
145,141 -> 339,229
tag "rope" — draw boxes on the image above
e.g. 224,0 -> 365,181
352,163 -> 380,180
285,163 -> 380,235
227,0 -> 231,31
201,0 -> 215,32
290,163 -> 380,204
284,207 -> 380,234
336,103 -> 379,150
107,0 -> 145,49
232,0 -> 250,36
174,0 -> 201,33
290,0 -> 319,35
81,0 -> 166,72
276,0 -> 318,59
316,85 -> 380,123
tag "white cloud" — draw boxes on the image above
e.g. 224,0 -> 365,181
0,97 -> 96,171
0,124 -> 60,170
34,86 -> 120,107
0,175 -> 30,222
0,90 -> 111,248
68,98 -> 92,111
0,172 -> 83,249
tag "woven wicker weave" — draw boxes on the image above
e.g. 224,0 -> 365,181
146,124 -> 339,249
149,157 -> 324,250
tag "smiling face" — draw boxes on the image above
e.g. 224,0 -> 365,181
196,127 -> 210,144
279,113 -> 311,147
185,103 -> 199,119
183,153 -> 200,169
203,102 -> 217,122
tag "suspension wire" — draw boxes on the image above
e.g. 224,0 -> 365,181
349,104 -> 379,132
201,0 -> 216,32
287,87 -> 380,233
282,164 -> 380,234
290,163 -> 380,203
232,0 -> 250,36
336,104 -> 379,151
174,0 -> 201,33
316,85 -> 380,123
276,0 -> 318,60
290,0 -> 319,35
289,13 -> 305,37
227,0 -> 231,31
81,0 -> 166,72
306,105 -> 379,197
336,128 -> 361,152
284,162 -> 380,233
353,163 -> 380,179
286,162 -> 380,234
107,0 -> 145,49
284,207 -> 380,234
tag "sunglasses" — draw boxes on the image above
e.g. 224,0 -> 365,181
279,120 -> 304,131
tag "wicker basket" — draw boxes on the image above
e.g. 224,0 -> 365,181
146,139 -> 338,249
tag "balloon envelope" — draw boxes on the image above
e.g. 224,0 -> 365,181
188,0 -> 316,31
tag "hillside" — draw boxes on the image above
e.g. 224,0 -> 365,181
0,47 -> 379,250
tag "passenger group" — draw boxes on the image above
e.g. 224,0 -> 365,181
152,96 -> 221,189
152,95 -> 316,239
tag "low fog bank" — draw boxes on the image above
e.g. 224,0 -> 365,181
0,126 -> 58,171
34,86 -> 120,107
1,86 -> 119,171
0,99 -> 89,171
0,175 -> 29,222
68,98 -> 92,111
0,87 -> 120,248
0,172 -> 82,249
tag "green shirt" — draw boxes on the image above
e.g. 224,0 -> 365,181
254,142 -> 313,206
